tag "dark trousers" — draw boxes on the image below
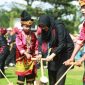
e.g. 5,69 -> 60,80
42,52 -> 48,66
17,73 -> 35,85
5,47 -> 16,66
48,64 -> 68,85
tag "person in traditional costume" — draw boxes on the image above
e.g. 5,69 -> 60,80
0,28 -> 9,78
14,10 -> 39,85
37,15 -> 74,85
64,0 -> 85,85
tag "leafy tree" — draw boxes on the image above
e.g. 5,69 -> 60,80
0,2 -> 26,28
40,0 -> 79,33
0,10 -> 10,28
0,0 -> 80,34
25,0 -> 80,33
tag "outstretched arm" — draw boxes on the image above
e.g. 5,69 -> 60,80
64,40 -> 84,65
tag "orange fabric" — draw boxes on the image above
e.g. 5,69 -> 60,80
21,20 -> 33,26
16,58 -> 36,76
79,0 -> 85,7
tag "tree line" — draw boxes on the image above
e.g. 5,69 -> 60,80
0,0 -> 81,34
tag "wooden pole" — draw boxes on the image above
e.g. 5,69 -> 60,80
0,69 -> 10,83
0,69 -> 14,85
40,59 -> 44,77
55,64 -> 74,85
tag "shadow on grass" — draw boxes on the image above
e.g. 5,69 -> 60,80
6,73 -> 13,75
7,75 -> 16,78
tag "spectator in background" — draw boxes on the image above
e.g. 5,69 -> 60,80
70,33 -> 83,60
5,32 -> 16,68
0,28 -> 9,78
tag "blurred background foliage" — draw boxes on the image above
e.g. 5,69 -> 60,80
0,0 -> 82,34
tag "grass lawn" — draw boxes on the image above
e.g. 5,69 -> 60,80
0,65 -> 84,85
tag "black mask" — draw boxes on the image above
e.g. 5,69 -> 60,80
23,29 -> 30,35
41,29 -> 51,42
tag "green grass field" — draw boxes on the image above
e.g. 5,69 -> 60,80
0,66 -> 84,85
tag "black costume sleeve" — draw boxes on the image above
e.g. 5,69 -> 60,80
52,21 -> 67,55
